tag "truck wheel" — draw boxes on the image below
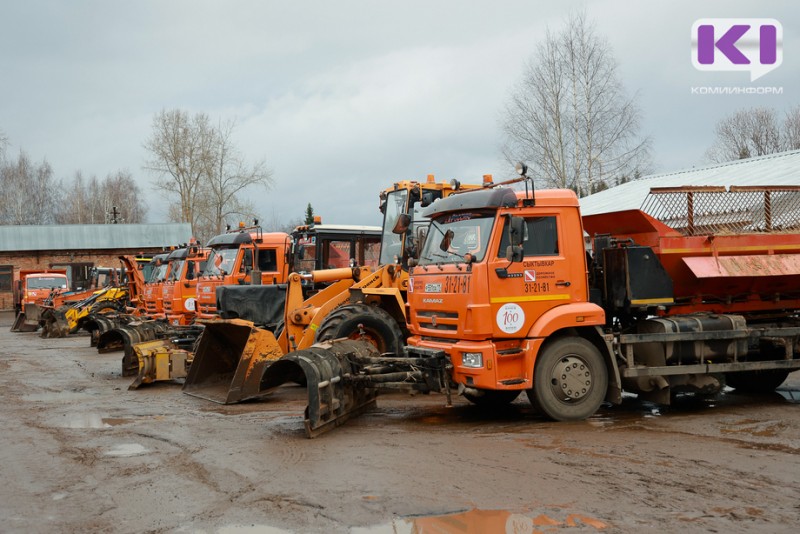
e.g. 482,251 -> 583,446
527,336 -> 607,421
726,370 -> 789,394
463,389 -> 521,407
315,303 -> 405,356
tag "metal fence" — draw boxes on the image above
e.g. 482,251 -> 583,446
640,186 -> 800,236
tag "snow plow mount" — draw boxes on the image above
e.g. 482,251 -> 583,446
260,340 -> 451,438
128,339 -> 191,389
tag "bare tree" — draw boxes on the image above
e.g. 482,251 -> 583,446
102,170 -> 147,223
144,110 -> 272,243
0,151 -> 57,224
705,105 -> 800,162
144,109 -> 215,230
782,106 -> 800,151
195,119 -> 273,239
0,129 -> 7,161
56,170 -> 147,224
705,107 -> 783,162
502,11 -> 650,196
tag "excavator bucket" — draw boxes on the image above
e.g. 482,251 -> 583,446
128,339 -> 191,390
182,319 -> 285,404
260,339 -> 381,438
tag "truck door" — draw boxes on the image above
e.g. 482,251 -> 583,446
488,213 -> 582,337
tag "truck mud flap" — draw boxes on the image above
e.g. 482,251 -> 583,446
260,340 -> 381,438
182,319 -> 284,404
128,339 -> 191,390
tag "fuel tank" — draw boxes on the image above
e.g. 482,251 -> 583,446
633,314 -> 747,366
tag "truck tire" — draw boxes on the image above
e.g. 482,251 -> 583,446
725,370 -> 789,394
463,389 -> 521,407
527,336 -> 607,421
315,303 -> 405,356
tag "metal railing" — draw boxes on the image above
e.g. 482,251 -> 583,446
640,186 -> 800,236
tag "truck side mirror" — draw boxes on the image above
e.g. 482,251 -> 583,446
439,229 -> 454,252
508,216 -> 525,247
392,213 -> 411,234
416,227 -> 427,257
506,245 -> 524,263
506,216 -> 525,263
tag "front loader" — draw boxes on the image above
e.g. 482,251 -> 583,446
180,175 -> 481,403
126,223 -> 382,389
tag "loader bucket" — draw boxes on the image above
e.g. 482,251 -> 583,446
128,339 -> 190,390
40,306 -> 71,338
182,319 -> 285,404
260,339 -> 380,438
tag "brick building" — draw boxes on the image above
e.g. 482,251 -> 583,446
0,223 -> 192,310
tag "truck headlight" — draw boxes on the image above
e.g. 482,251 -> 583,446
461,352 -> 483,368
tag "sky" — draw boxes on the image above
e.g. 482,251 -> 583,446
1,0 -> 797,231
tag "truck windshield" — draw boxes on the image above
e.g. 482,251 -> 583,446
204,248 -> 239,276
379,189 -> 409,265
27,276 -> 68,289
167,260 -> 185,282
150,263 -> 169,283
293,236 -> 318,273
419,212 -> 495,265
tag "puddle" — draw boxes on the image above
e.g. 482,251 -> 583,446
23,391 -> 95,403
104,443 -> 148,457
54,414 -> 131,429
353,508 -> 609,533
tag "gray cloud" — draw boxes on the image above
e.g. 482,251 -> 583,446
1,0 -> 797,229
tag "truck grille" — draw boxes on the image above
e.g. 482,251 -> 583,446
415,310 -> 459,332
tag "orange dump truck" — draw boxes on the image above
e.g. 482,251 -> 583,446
195,226 -> 291,320
11,270 -> 69,332
162,245 -> 210,325
257,177 -> 800,437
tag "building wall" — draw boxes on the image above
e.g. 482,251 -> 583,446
0,247 -> 162,310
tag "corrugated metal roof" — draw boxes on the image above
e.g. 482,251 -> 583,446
0,223 -> 193,252
579,149 -> 800,215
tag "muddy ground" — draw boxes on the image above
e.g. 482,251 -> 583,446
1,311 -> 799,533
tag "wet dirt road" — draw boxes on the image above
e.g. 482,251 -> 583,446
1,311 -> 799,533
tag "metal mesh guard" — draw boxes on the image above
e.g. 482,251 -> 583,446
641,186 -> 800,236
